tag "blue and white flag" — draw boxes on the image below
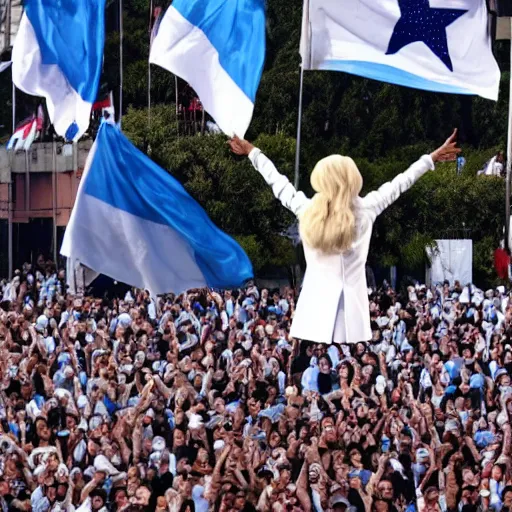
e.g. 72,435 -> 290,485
61,122 -> 253,295
12,0 -> 106,141
301,0 -> 500,100
150,0 -> 266,137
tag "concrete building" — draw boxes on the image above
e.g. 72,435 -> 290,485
0,141 -> 92,277
0,0 -> 22,53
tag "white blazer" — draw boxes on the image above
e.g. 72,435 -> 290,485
248,148 -> 435,344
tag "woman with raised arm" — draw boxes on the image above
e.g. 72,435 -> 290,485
229,130 -> 460,345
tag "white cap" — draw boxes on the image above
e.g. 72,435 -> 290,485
189,413 -> 203,429
213,440 -> 225,451
416,448 -> 429,462
94,454 -> 120,476
33,465 -> 46,477
375,375 -> 386,395
77,395 -> 88,409
152,436 -> 166,452
57,464 -> 69,478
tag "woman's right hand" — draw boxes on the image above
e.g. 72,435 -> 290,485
228,135 -> 255,156
431,129 -> 461,163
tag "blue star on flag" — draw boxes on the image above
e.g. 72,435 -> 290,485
386,0 -> 467,72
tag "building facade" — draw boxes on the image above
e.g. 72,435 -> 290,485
0,0 -> 22,54
0,141 -> 91,277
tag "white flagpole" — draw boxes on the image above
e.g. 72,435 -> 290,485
148,0 -> 153,130
11,83 -> 15,133
8,83 -> 15,279
7,167 -> 13,280
119,0 -> 124,128
506,18 -> 512,251
294,0 -> 311,190
175,75 -> 179,136
294,66 -> 305,190
52,138 -> 58,264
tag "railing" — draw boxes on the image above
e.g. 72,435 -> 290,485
437,228 -> 473,240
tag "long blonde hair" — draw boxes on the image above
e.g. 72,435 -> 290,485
299,155 -> 363,254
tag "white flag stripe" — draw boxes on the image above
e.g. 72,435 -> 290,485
12,15 -> 93,140
150,6 -> 254,137
301,0 -> 500,101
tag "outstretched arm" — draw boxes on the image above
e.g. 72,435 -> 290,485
229,136 -> 309,217
361,129 -> 460,218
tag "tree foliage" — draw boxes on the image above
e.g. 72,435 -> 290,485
123,104 -> 506,284
1,0 -> 510,286
123,105 -> 297,272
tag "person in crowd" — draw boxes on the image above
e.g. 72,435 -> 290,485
0,266 -> 512,512
228,131 -> 460,345
481,151 -> 505,177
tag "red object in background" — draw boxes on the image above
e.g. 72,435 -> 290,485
188,98 -> 203,112
92,96 -> 112,111
150,7 -> 163,45
494,247 -> 510,279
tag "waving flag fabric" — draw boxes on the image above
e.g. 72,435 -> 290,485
61,121 -> 253,295
7,106 -> 44,151
150,7 -> 163,48
150,0 -> 266,137
12,0 -> 106,141
92,91 -> 115,119
7,119 -> 36,151
301,0 -> 500,100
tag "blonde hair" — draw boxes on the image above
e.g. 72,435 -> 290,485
299,155 -> 363,254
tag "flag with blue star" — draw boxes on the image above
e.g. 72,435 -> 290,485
300,0 -> 500,100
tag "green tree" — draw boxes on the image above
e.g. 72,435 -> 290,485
1,0 -> 509,287
123,105 -> 296,273
123,103 -> 507,286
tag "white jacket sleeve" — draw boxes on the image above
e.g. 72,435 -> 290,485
248,148 -> 309,217
361,155 -> 435,218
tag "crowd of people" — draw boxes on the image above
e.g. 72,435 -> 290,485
0,259 -> 511,512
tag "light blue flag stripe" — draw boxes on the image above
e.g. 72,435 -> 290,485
25,0 -> 105,104
319,60 -> 474,96
172,0 -> 266,102
84,122 -> 254,289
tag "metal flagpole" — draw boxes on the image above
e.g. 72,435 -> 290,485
8,82 -> 15,279
118,0 -> 124,128
506,17 -> 512,251
52,139 -> 58,264
148,0 -> 153,130
175,75 -> 179,136
293,0 -> 311,191
294,65 -> 305,190
24,151 -> 30,214
7,167 -> 13,280
11,83 -> 15,133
